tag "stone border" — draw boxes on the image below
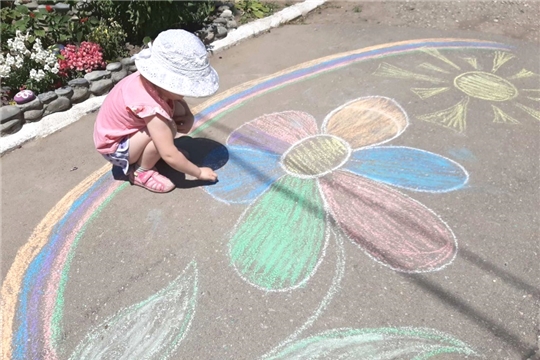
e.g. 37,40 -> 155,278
0,0 -> 327,155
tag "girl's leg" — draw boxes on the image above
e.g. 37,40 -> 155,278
127,128 -> 175,193
128,128 -> 160,168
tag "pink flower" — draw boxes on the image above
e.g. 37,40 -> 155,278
58,42 -> 105,75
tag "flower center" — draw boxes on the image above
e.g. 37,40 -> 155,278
281,135 -> 351,177
453,71 -> 518,102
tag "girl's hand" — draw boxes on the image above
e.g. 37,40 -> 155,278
197,167 -> 218,182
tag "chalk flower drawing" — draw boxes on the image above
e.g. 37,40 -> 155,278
373,50 -> 540,133
266,327 -> 478,359
69,262 -> 198,360
206,96 -> 469,292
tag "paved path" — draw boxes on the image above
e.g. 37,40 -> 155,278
2,22 -> 539,360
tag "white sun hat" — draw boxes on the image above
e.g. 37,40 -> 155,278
132,29 -> 219,98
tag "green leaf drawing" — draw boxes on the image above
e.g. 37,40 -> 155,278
266,327 -> 479,359
229,175 -> 327,291
69,262 -> 198,360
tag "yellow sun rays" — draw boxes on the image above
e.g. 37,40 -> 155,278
373,49 -> 540,133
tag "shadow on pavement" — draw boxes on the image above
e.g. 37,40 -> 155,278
111,136 -> 229,189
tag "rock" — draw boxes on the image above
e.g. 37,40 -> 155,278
0,106 -> 22,124
84,70 -> 111,82
127,65 -> 137,74
218,5 -> 230,12
45,97 -> 71,115
26,1 -> 38,10
216,26 -> 228,39
0,119 -> 23,136
213,17 -> 228,25
106,62 -> 122,72
55,86 -> 73,98
121,57 -> 135,67
112,70 -> 128,84
220,9 -> 233,18
16,97 -> 42,112
14,89 -> 36,104
226,20 -> 238,29
90,79 -> 113,95
54,3 -> 70,13
24,108 -> 45,122
71,88 -> 90,104
205,32 -> 215,43
68,78 -> 89,88
38,91 -> 58,104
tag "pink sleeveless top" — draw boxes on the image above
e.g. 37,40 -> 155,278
93,71 -> 174,154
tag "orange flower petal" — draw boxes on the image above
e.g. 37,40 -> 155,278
322,96 -> 408,149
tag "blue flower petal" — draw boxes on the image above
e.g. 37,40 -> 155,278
204,145 -> 284,204
344,146 -> 469,192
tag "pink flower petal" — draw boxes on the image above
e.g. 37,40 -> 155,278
320,170 -> 456,272
228,111 -> 319,154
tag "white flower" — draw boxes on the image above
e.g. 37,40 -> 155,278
51,67 -> 59,74
0,65 -> 10,78
6,54 -> 15,66
44,64 -> 51,71
30,68 -> 37,77
14,56 -> 24,69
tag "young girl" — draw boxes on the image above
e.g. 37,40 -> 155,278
94,29 -> 219,193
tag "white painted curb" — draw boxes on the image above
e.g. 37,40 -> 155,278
211,0 -> 327,52
1,0 -> 326,155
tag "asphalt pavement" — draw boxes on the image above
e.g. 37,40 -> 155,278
1,20 -> 539,360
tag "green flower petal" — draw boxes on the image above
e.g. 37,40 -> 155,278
229,176 -> 326,291
267,327 -> 479,359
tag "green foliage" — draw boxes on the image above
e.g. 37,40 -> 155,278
94,0 -> 215,45
88,18 -> 128,61
235,0 -> 275,24
0,1 -> 98,50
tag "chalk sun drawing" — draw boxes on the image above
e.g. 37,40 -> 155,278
206,96 -> 469,292
2,39 -> 505,359
373,49 -> 540,133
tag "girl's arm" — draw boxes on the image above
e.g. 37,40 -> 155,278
146,115 -> 217,181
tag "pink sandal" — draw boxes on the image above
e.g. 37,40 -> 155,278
129,169 -> 175,193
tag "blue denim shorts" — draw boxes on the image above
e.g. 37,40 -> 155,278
102,137 -> 130,175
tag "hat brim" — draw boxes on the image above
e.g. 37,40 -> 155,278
135,57 -> 219,98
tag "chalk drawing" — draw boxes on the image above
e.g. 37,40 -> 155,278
207,96 -> 468,292
69,262 -> 198,360
2,39 -> 507,359
261,226 -> 346,359
462,57 -> 479,70
263,327 -> 479,359
373,50 -> 540,132
447,148 -> 477,162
